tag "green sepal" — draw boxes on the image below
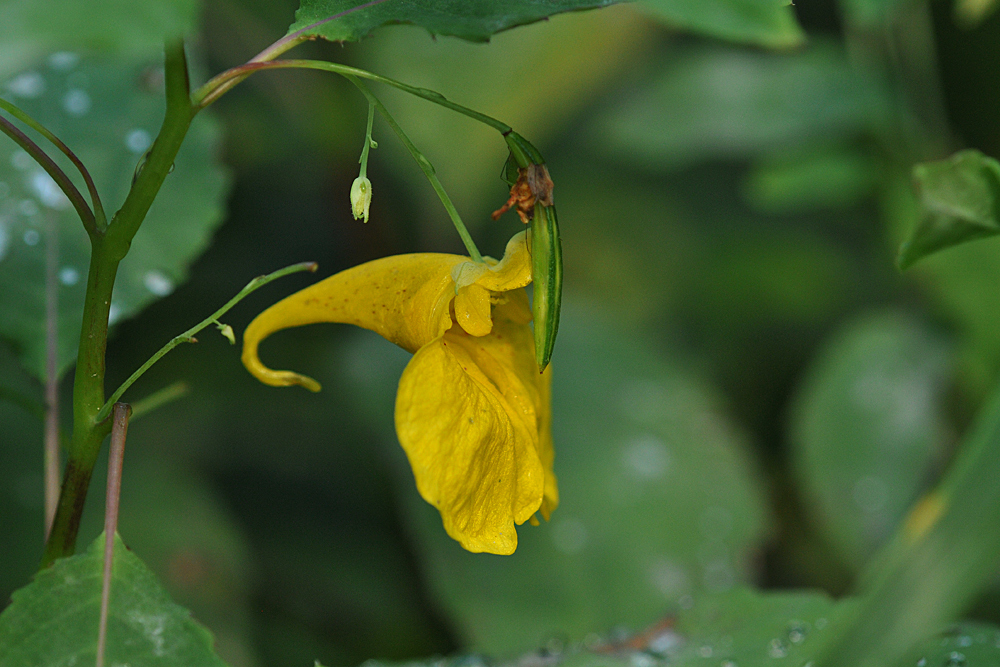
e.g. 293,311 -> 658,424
502,152 -> 520,188
531,201 -> 562,372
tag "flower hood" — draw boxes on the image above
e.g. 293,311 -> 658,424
242,231 -> 557,554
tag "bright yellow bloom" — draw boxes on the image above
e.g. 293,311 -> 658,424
242,231 -> 557,554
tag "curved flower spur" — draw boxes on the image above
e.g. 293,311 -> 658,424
242,232 -> 558,554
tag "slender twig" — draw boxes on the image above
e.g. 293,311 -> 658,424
44,215 -> 60,539
193,59 -> 511,134
359,101 -> 375,179
192,0 -> 395,106
346,76 -> 483,262
0,98 -> 106,229
129,381 -> 189,421
95,403 -> 130,667
96,262 -> 317,423
0,113 -> 96,235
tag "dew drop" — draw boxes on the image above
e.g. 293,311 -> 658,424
698,646 -> 713,658
648,559 -> 689,597
916,659 -> 926,667
768,639 -> 788,659
59,266 -> 80,286
48,51 -> 80,70
814,618 -> 828,630
956,636 -> 972,648
63,89 -> 91,116
11,150 -> 33,171
23,229 -> 40,246
721,662 -> 738,667
945,651 -> 966,666
622,434 -> 671,480
29,171 -> 70,209
787,621 -> 808,645
19,199 -> 39,216
629,652 -> 656,667
7,71 -> 45,98
647,629 -> 682,655
143,270 -> 174,296
125,129 -> 152,154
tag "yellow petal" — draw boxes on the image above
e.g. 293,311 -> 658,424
453,284 -> 492,337
450,231 -> 533,337
468,296 -> 558,519
395,325 -> 545,555
242,252 -> 467,390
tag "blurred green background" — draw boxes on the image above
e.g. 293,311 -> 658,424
2,0 -> 1000,665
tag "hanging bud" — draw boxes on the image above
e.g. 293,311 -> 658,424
351,176 -> 372,223
217,323 -> 236,345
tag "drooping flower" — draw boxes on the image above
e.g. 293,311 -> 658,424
242,231 -> 557,554
350,176 -> 372,222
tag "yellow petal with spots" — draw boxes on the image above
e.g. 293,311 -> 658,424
395,321 -> 544,554
243,252 -> 467,390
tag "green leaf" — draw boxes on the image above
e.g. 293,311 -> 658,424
0,53 -> 230,381
897,150 -> 1000,270
347,308 -> 772,653
0,532 -> 229,666
0,0 -> 200,57
815,381 -> 1000,667
589,44 -> 891,169
351,586 -> 1000,666
289,0 -> 628,43
639,0 -> 804,49
788,311 -> 951,571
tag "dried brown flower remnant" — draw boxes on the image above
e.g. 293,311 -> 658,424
492,164 -> 554,224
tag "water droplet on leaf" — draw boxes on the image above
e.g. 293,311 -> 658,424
7,71 -> 45,98
62,88 -> 91,116
768,639 -> 788,659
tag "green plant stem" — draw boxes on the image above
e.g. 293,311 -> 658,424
192,58 -> 558,262
359,101 -> 375,179
95,262 -> 318,423
0,97 -> 106,229
42,40 -> 195,568
0,113 -> 96,235
345,76 -> 483,262
193,60 -> 511,134
191,0 -> 393,107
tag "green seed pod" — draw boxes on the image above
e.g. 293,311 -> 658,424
503,132 -> 562,372
531,199 -> 561,372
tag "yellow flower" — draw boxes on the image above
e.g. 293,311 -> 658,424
242,231 -> 558,554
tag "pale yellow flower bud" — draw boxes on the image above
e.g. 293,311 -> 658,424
350,176 -> 372,223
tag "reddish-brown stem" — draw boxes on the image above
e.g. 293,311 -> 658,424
95,402 -> 130,667
44,215 -> 60,539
